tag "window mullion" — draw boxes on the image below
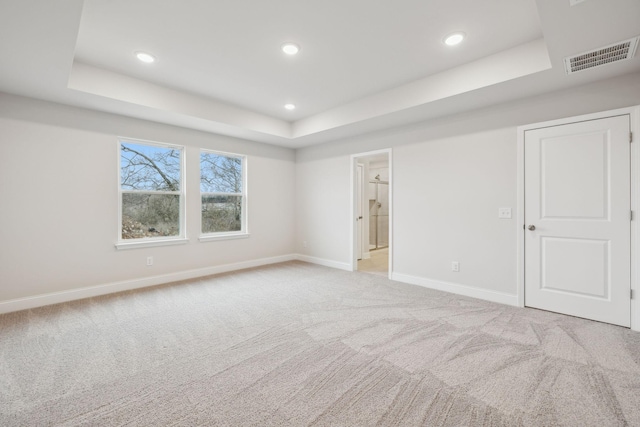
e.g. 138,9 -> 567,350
122,190 -> 181,196
201,192 -> 243,197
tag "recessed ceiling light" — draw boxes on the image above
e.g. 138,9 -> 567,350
284,103 -> 296,110
135,51 -> 156,63
281,43 -> 300,55
444,32 -> 465,46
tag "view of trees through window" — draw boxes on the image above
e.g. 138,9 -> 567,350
200,152 -> 244,234
120,142 -> 182,240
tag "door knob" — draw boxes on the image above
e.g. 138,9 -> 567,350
528,225 -> 536,231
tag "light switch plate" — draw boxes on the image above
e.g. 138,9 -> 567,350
498,207 -> 512,219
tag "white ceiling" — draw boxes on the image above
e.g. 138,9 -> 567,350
1,0 -> 639,148
75,0 -> 543,121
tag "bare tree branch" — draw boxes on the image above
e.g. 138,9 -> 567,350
121,145 -> 179,191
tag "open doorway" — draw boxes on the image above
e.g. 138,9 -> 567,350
352,149 -> 391,277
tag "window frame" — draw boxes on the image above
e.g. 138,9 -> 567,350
199,149 -> 248,242
116,138 -> 187,250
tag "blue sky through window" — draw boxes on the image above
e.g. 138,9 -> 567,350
121,142 -> 181,191
200,152 -> 242,194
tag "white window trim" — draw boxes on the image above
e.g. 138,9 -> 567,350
199,149 -> 248,241
116,237 -> 189,250
116,138 -> 187,249
199,233 -> 250,243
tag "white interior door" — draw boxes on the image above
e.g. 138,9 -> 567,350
524,115 -> 631,327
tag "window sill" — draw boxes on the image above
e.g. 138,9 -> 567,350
199,232 -> 250,242
115,237 -> 189,250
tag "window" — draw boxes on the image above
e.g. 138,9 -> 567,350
200,150 -> 247,239
118,139 -> 185,248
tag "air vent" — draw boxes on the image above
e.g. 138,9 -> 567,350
563,37 -> 639,74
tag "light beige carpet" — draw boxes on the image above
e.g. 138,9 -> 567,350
2,261 -> 640,426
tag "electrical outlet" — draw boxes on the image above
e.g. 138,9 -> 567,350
451,261 -> 460,272
146,256 -> 153,266
498,207 -> 512,219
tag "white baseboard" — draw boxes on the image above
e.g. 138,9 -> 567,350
0,256 -> 517,315
294,254 -> 352,271
391,272 -> 518,307
0,254 -> 297,315
362,252 -> 371,260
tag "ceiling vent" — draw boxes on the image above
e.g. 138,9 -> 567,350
563,37 -> 639,74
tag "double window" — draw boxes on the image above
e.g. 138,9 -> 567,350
117,139 -> 247,248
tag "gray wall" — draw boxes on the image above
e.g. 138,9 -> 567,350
0,94 -> 296,303
2,71 -> 639,307
295,71 -> 640,297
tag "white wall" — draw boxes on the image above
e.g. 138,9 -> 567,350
0,94 -> 296,305
295,155 -> 351,268
393,128 -> 516,293
296,71 -> 640,300
2,71 -> 640,310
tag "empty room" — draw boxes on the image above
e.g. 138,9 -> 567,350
2,0 -> 640,425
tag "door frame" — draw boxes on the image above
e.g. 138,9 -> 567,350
516,106 -> 640,331
350,148 -> 393,277
356,163 -> 364,261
